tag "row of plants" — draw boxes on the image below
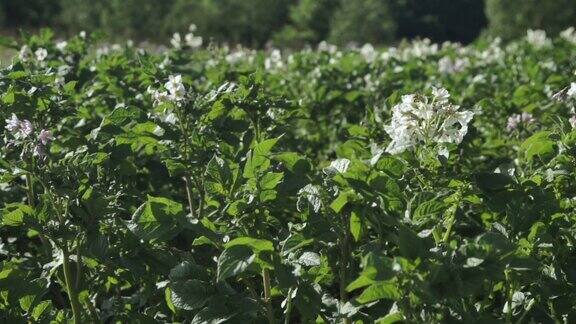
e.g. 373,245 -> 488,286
0,27 -> 576,322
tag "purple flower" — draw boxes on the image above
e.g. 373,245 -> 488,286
39,129 -> 53,145
506,113 -> 535,131
19,120 -> 34,138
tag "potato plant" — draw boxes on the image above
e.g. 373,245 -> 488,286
1,27 -> 576,323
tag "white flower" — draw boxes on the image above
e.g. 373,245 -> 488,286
96,46 -> 109,57
170,33 -> 182,49
568,82 -> 576,98
265,49 -> 284,71
526,29 -> 551,49
19,120 -> 34,138
438,56 -> 469,74
317,41 -> 337,54
56,41 -> 68,51
35,48 -> 48,61
185,33 -> 203,48
506,112 -> 535,131
19,45 -> 32,62
384,87 -> 474,157
79,31 -> 87,39
5,114 -> 20,132
165,75 -> 186,102
560,27 -> 576,44
477,38 -> 504,64
360,43 -> 377,63
570,115 -> 576,129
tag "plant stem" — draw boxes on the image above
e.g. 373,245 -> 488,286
62,242 -> 82,324
505,270 -> 513,324
284,287 -> 294,324
25,173 -> 35,206
262,268 -> 275,324
183,173 -> 196,218
340,212 -> 351,324
442,202 -> 459,243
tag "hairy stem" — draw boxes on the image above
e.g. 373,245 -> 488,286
262,268 -> 275,324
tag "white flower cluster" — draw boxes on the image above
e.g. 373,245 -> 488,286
4,114 -> 53,158
438,56 -> 469,75
171,24 -> 203,50
506,112 -> 535,132
147,75 -> 186,107
526,29 -> 551,49
264,49 -> 284,71
360,44 -> 377,63
384,87 -> 474,157
19,46 -> 48,63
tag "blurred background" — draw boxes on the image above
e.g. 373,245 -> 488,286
2,0 -> 575,47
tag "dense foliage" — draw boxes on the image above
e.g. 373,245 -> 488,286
1,27 -> 576,323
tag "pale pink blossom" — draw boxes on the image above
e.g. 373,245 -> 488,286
39,129 -> 53,145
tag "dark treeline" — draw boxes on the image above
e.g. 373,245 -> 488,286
1,0 -> 575,47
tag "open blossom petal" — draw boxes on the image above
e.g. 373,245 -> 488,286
39,129 -> 54,145
35,48 -> 48,61
5,114 -> 20,132
20,120 -> 34,138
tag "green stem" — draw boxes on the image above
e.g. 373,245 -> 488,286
183,174 -> 196,218
284,287 -> 294,324
442,211 -> 456,243
62,242 -> 82,324
505,270 -> 513,324
25,173 -> 35,206
75,244 -> 83,291
262,269 -> 275,324
340,212 -> 351,324
442,199 -> 460,243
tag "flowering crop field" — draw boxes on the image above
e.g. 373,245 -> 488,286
1,26 -> 576,323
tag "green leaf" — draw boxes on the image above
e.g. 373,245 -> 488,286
170,279 -> 209,310
165,288 -> 176,314
398,225 -> 432,260
259,172 -> 284,190
31,300 -> 52,320
128,195 -> 186,241
350,210 -> 363,242
376,312 -> 404,324
413,198 -> 446,222
330,191 -> 357,213
273,152 -> 310,174
217,246 -> 255,281
521,131 -> 555,161
356,281 -> 401,304
225,237 -> 274,252
1,203 -> 34,227
243,137 -> 280,178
